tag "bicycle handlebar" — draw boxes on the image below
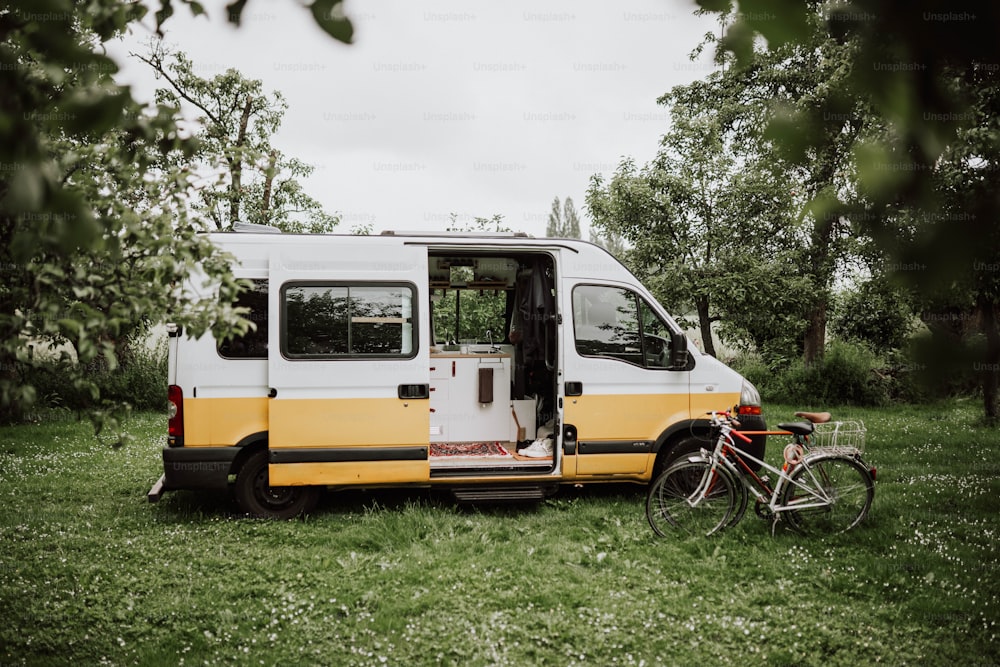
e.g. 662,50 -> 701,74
705,411 -> 753,443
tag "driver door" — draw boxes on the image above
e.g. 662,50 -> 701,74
562,282 -> 691,476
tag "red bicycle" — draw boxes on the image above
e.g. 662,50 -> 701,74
646,410 -> 876,537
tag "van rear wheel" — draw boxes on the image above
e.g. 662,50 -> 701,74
234,450 -> 319,519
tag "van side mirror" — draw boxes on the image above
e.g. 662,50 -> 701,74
669,332 -> 688,370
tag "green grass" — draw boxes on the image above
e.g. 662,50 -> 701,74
1,401 -> 998,666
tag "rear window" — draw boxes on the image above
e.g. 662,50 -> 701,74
218,279 -> 268,359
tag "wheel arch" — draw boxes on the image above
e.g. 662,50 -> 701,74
650,419 -> 713,478
229,431 -> 269,479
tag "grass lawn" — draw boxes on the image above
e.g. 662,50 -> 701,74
0,401 -> 998,666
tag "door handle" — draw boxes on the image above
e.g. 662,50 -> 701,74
398,384 -> 430,399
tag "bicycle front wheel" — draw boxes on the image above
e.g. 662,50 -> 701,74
646,459 -> 737,537
780,455 -> 874,534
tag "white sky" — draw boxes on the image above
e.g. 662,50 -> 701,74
108,0 -> 719,237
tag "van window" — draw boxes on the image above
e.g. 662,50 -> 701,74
218,279 -> 268,359
283,283 -> 416,358
433,290 -> 508,345
572,285 -> 673,369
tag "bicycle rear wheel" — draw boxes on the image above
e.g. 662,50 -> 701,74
646,459 -> 738,537
780,454 -> 874,534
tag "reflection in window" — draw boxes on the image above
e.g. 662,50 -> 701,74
284,284 -> 415,358
573,284 -> 675,369
218,279 -> 269,359
573,285 -> 640,360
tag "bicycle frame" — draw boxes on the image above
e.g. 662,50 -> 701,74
701,424 -> 852,516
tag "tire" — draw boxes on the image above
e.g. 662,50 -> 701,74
659,439 -> 749,529
780,454 -> 874,534
234,450 -> 319,519
646,459 -> 738,537
654,434 -> 711,480
724,458 -> 750,528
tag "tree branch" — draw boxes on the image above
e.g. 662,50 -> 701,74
131,50 -> 224,128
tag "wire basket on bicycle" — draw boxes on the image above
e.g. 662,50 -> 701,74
809,421 -> 866,455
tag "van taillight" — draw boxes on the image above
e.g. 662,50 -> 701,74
738,405 -> 762,416
168,384 -> 184,446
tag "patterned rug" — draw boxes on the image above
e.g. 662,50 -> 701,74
430,442 -> 510,458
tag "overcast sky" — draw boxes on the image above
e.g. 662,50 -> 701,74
108,0 -> 719,237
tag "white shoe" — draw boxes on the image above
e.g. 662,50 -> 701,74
519,438 -> 553,458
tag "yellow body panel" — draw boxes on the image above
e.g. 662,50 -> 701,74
566,393 -> 689,442
269,460 -> 429,486
183,397 -> 268,447
269,397 -> 428,448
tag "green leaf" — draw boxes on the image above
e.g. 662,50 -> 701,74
60,88 -> 128,135
184,0 -> 207,17
226,0 -> 248,26
3,164 -> 46,212
311,0 -> 354,44
155,0 -> 175,33
738,0 -> 810,48
719,19 -> 755,66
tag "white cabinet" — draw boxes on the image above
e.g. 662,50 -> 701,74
429,354 -> 511,443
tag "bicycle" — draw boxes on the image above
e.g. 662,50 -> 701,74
646,410 -> 876,537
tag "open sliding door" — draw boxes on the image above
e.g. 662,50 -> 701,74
266,239 -> 430,487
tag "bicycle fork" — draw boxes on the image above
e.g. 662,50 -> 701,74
687,460 -> 723,508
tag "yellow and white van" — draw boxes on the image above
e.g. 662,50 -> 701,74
149,227 -> 766,517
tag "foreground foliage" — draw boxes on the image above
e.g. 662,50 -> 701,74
0,0 -> 352,427
0,403 -> 996,665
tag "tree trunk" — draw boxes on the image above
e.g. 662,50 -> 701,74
228,96 -> 254,227
696,296 -> 717,357
260,149 -> 278,223
802,208 -> 836,366
802,300 -> 826,367
979,294 -> 1000,425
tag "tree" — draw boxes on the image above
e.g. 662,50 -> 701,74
546,196 -> 581,238
682,12 -> 881,365
135,43 -> 338,233
0,0 -> 353,429
588,87 -> 806,359
590,7 -> 881,365
695,0 -> 1000,421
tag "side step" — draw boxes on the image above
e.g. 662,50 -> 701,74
451,485 -> 553,503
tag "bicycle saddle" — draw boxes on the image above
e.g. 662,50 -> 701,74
778,421 -> 815,436
794,411 -> 831,424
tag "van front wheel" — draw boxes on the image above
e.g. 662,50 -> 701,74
234,450 -> 319,519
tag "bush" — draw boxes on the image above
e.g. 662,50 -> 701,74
830,280 -> 916,355
16,337 -> 167,418
96,341 -> 168,411
733,341 -> 892,406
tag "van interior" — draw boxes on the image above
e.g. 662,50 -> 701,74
427,251 -> 559,475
